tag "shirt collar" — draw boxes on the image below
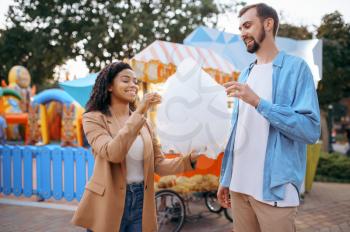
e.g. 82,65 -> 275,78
272,50 -> 285,68
248,50 -> 286,71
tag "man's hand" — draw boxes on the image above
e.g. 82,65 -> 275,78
223,81 -> 260,108
217,185 -> 231,208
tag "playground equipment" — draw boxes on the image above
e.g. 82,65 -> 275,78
28,89 -> 84,146
8,65 -> 31,88
1,85 -> 84,146
1,87 -> 22,114
0,87 -> 27,141
7,65 -> 35,112
2,65 -> 34,141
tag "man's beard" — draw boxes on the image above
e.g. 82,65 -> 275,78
246,29 -> 266,53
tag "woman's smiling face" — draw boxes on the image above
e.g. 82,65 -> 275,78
108,68 -> 139,103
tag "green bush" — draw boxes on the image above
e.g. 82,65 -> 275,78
315,152 -> 350,183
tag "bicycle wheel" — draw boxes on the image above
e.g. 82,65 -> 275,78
224,207 -> 233,222
204,191 -> 223,213
155,190 -> 186,232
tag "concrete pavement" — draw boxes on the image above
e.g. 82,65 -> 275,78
0,182 -> 350,232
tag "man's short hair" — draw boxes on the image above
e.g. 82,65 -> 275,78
239,3 -> 279,36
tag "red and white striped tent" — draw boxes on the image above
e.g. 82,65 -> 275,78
131,40 -> 239,84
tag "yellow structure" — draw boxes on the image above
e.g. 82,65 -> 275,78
8,65 -> 33,113
39,104 -> 49,145
35,102 -> 84,146
305,143 -> 322,192
75,106 -> 84,147
8,65 -> 31,88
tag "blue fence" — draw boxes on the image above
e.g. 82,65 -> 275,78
0,145 -> 94,201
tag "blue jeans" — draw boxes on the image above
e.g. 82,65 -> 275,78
87,182 -> 144,232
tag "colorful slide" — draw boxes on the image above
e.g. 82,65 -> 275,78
2,88 -> 22,101
32,89 -> 83,145
0,87 -> 27,142
32,89 -> 74,105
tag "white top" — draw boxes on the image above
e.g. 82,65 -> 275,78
126,135 -> 144,184
229,63 -> 299,207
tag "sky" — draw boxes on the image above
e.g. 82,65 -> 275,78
1,0 -> 350,80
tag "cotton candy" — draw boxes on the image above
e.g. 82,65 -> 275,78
156,58 -> 231,159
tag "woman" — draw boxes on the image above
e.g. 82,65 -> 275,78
71,62 -> 198,232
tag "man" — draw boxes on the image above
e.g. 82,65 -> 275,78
217,3 -> 320,232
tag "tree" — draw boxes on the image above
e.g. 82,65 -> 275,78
0,0 -> 234,88
278,23 -> 313,40
316,11 -> 350,108
316,11 -> 350,152
276,17 -> 350,151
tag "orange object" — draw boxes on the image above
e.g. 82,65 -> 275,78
76,115 -> 83,147
61,104 -> 77,146
31,85 -> 36,96
5,113 -> 28,124
161,153 -> 224,178
4,113 -> 29,142
154,174 -> 160,183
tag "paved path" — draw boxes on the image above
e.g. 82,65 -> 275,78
0,182 -> 350,232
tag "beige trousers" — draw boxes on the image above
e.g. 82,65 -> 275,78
230,191 -> 297,232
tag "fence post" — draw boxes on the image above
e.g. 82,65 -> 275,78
52,147 -> 63,200
75,147 -> 86,201
23,146 -> 34,197
63,147 -> 74,201
3,146 -> 12,195
13,146 -> 22,196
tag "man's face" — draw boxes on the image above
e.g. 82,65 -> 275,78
239,8 -> 266,53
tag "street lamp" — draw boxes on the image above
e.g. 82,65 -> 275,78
328,104 -> 334,153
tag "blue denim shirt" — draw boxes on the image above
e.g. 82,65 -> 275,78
220,51 -> 321,201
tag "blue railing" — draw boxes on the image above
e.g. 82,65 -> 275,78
0,145 -> 94,201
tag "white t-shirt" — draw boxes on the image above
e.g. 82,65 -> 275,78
126,135 -> 144,184
229,63 -> 299,207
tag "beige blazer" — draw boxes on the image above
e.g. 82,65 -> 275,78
71,110 -> 194,232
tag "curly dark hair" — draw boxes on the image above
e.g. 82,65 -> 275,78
85,61 -> 136,115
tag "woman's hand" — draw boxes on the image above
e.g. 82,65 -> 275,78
135,92 -> 162,115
